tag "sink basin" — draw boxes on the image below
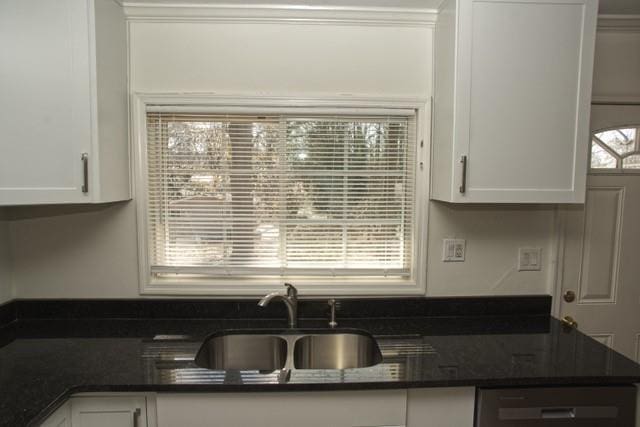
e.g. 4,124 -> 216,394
293,332 -> 383,369
194,329 -> 382,371
194,333 -> 288,371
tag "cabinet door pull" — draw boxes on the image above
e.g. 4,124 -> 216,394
133,407 -> 141,427
459,155 -> 467,194
81,153 -> 89,194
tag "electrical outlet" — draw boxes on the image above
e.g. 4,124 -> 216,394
518,247 -> 542,271
443,239 -> 465,262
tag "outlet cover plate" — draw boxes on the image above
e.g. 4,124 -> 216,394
443,239 -> 465,262
518,247 -> 542,271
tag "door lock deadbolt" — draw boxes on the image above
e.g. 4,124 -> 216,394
563,290 -> 576,303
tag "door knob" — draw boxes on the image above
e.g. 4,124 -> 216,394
563,290 -> 576,303
561,316 -> 578,329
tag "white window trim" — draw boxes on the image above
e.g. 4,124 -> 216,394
132,93 -> 430,297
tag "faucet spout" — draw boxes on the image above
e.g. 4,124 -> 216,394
258,292 -> 283,307
258,283 -> 298,328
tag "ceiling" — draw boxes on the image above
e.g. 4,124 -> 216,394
123,0 -> 640,14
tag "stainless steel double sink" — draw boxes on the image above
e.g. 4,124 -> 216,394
194,329 -> 382,371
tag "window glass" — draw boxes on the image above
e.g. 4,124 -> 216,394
590,126 -> 640,172
591,142 -> 617,169
622,154 -> 640,169
594,128 -> 636,156
145,112 -> 417,279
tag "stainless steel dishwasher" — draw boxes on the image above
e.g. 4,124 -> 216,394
475,386 -> 636,426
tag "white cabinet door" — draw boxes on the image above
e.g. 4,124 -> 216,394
406,387 -> 475,427
156,390 -> 407,427
41,402 -> 72,427
0,0 -> 130,206
70,397 -> 148,427
431,0 -> 598,203
0,0 -> 92,205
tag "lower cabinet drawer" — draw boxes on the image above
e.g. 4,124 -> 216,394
156,390 -> 407,427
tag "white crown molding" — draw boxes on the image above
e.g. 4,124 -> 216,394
122,2 -> 437,26
122,4 -> 640,30
597,14 -> 640,32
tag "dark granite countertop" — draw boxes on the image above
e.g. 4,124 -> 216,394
0,297 -> 639,426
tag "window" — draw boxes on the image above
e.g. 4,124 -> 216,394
590,126 -> 640,171
138,102 -> 425,295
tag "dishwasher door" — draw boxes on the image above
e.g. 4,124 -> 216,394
475,386 -> 636,426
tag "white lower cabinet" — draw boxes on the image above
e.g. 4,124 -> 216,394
70,396 -> 149,427
41,395 -> 154,427
407,387 -> 476,427
40,402 -> 71,427
41,388 -> 477,427
155,390 -> 407,427
155,388 -> 476,427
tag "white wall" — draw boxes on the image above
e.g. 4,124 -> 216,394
129,22 -> 432,97
10,203 -> 139,298
0,210 -> 13,304
426,203 -> 556,296
8,18 -> 560,298
592,30 -> 640,100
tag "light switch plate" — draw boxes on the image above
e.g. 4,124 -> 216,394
518,247 -> 542,271
443,239 -> 465,262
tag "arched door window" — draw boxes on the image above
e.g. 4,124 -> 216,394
590,126 -> 640,171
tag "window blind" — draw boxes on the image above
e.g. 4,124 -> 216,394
145,110 -> 417,278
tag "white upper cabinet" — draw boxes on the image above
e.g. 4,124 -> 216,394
430,0 -> 598,203
0,0 -> 130,205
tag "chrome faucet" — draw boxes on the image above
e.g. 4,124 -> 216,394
258,283 -> 298,328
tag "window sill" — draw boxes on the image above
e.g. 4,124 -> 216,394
141,277 -> 426,297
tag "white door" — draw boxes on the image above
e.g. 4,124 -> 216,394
0,0 -> 92,205
559,104 -> 640,361
70,397 -> 148,427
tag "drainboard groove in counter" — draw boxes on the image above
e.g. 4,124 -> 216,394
155,369 -> 285,384
288,365 -> 405,383
151,365 -> 407,385
142,341 -> 200,360
378,342 -> 437,357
